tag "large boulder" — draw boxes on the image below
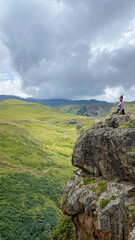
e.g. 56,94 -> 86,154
72,115 -> 135,183
61,115 -> 135,240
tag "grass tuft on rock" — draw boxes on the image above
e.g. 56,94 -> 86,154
99,198 -> 111,208
83,177 -> 96,185
126,203 -> 135,218
99,195 -> 119,209
92,180 -> 107,199
62,193 -> 68,204
128,146 -> 135,152
116,178 -> 121,183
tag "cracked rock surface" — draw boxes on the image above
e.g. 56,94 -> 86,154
61,115 -> 135,240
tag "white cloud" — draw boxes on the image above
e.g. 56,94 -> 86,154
95,86 -> 124,102
0,73 -> 31,98
92,85 -> 135,103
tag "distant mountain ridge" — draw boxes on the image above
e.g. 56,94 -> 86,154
0,95 -> 135,117
0,95 -> 111,106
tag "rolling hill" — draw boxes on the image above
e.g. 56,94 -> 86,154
0,99 -> 99,240
1,95 -> 135,118
0,99 -> 135,240
0,95 -> 112,117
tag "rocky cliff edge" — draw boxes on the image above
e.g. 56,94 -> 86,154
61,115 -> 135,240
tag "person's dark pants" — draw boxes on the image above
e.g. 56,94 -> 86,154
117,109 -> 125,114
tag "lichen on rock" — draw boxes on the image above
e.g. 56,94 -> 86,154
72,115 -> 135,183
61,115 -> 135,240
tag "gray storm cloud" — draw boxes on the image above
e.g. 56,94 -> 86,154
0,0 -> 135,99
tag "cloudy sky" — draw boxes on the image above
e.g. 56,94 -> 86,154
0,0 -> 135,102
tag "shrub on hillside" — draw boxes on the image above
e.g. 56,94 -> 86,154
50,214 -> 75,240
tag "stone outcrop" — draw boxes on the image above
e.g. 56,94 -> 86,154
72,115 -> 135,183
61,115 -> 135,240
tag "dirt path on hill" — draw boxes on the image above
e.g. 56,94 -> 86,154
0,162 -> 16,169
0,120 -> 32,125
0,162 -> 51,173
50,136 -> 67,150
0,162 -> 72,174
50,141 -> 59,150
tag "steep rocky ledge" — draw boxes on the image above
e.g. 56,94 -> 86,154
61,115 -> 135,240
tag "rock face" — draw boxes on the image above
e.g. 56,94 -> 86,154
61,115 -> 135,240
72,115 -> 135,183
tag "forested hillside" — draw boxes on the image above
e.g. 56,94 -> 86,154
0,100 -> 98,240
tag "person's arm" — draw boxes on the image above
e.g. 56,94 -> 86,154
115,103 -> 119,112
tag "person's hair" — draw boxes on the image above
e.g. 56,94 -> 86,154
120,95 -> 123,99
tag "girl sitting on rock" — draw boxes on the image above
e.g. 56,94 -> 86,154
113,95 -> 125,115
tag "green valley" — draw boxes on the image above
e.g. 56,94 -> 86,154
0,99 -> 135,240
0,100 -> 99,240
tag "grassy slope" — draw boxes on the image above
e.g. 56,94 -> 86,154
0,100 -> 98,170
1,100 -> 134,240
0,100 -> 98,240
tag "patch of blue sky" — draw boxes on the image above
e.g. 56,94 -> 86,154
0,71 -> 16,82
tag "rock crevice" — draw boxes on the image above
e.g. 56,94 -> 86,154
61,115 -> 135,240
